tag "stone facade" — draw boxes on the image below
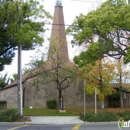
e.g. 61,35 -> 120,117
0,86 -> 17,108
0,77 -> 109,109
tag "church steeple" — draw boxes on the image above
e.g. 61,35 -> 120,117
48,0 -> 69,62
55,0 -> 62,6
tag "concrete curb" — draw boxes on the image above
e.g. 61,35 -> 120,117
24,121 -> 118,125
0,122 -> 118,125
0,122 -> 25,125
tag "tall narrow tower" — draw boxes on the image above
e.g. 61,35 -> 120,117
48,0 -> 69,62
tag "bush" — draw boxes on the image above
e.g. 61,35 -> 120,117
117,111 -> 130,121
81,111 -> 119,122
109,92 -> 120,107
46,99 -> 57,109
0,109 -> 20,122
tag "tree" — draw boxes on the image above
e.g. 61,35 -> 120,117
10,67 -> 29,82
67,0 -> 130,108
0,0 -> 51,71
0,73 -> 10,90
10,73 -> 18,82
26,38 -> 78,110
113,58 -> 130,107
67,0 -> 130,63
82,58 -> 115,108
73,42 -> 104,67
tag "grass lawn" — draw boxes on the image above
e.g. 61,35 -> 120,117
23,107 -> 130,116
0,107 -> 129,122
23,108 -> 79,116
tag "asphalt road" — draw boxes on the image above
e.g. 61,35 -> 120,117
0,123 -> 129,130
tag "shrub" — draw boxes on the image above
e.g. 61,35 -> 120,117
81,111 -> 119,122
117,111 -> 130,121
0,109 -> 20,122
109,92 -> 120,107
46,99 -> 57,109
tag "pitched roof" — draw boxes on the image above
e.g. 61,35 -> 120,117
111,83 -> 130,92
1,73 -> 30,90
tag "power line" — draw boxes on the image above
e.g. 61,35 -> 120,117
45,23 -> 80,32
47,28 -> 64,31
45,23 -> 72,27
70,0 -> 103,3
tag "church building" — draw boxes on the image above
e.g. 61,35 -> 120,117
1,0 -> 129,109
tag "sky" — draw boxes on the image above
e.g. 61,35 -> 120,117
1,0 -> 107,77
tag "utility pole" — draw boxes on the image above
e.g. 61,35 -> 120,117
95,87 -> 97,115
16,0 -> 23,117
84,77 -> 86,118
17,43 -> 23,116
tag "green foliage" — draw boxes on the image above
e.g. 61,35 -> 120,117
117,111 -> 130,121
10,73 -> 18,82
81,111 -> 119,122
0,0 -> 51,71
67,0 -> 130,63
109,92 -> 120,107
74,42 -> 104,67
109,91 -> 120,100
46,99 -> 57,109
0,109 -> 20,122
124,47 -> 130,64
23,108 -> 130,120
0,73 -> 10,89
81,58 -> 115,102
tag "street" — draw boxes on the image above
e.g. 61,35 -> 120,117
0,123 -> 130,130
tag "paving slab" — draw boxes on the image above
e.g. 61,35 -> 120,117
25,116 -> 84,125
0,116 -> 118,125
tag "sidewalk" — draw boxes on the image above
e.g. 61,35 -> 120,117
25,116 -> 84,125
25,116 -> 118,125
0,116 -> 118,125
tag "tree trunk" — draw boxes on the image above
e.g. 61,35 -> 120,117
119,59 -> 123,108
120,88 -> 123,108
101,101 -> 105,109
